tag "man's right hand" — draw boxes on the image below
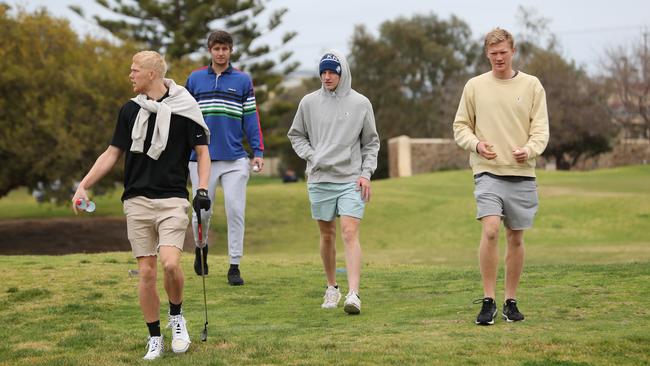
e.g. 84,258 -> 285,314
476,141 -> 497,160
71,187 -> 89,215
193,188 -> 211,213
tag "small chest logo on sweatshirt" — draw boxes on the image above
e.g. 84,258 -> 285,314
228,88 -> 237,93
337,111 -> 351,121
516,96 -> 522,103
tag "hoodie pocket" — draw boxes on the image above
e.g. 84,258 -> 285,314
311,143 -> 353,176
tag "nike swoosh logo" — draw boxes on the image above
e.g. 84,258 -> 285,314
196,134 -> 203,138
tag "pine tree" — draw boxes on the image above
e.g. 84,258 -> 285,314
71,0 -> 298,105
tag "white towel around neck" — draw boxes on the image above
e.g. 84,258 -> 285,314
130,78 -> 210,160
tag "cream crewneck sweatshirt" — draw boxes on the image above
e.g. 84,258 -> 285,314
453,71 -> 549,177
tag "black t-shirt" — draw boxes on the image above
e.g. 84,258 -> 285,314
111,93 -> 207,201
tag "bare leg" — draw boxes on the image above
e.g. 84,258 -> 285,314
318,220 -> 337,286
504,228 -> 525,300
137,256 -> 160,322
340,216 -> 362,293
479,216 -> 501,299
159,246 -> 184,305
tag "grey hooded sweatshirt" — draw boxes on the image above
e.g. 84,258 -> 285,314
288,50 -> 380,183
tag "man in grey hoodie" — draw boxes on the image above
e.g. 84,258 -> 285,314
288,50 -> 380,315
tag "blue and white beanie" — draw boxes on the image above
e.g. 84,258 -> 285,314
319,53 -> 341,75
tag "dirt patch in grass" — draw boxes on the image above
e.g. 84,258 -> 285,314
0,218 -> 202,255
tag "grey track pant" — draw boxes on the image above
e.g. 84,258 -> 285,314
189,157 -> 250,265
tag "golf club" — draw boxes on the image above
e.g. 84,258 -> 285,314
197,208 -> 208,342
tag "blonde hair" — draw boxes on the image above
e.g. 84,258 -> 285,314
484,28 -> 514,50
132,51 -> 167,78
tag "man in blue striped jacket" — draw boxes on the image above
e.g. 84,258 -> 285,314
185,30 -> 264,285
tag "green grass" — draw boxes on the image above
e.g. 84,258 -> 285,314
0,257 -> 648,365
0,175 -> 280,219
0,165 -> 649,365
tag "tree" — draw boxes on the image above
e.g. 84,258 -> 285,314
515,7 -> 618,169
527,49 -> 617,169
349,13 -> 480,177
0,5 -> 136,200
72,0 -> 298,106
604,31 -> 650,140
350,14 -> 479,139
514,6 -> 560,64
264,76 -> 321,177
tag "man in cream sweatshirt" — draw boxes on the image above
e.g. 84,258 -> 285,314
453,28 -> 549,325
288,50 -> 379,315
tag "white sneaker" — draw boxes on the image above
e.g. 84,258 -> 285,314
344,291 -> 361,315
143,335 -> 164,360
321,286 -> 341,309
167,314 -> 191,353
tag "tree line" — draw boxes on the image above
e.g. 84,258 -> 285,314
0,2 -> 646,201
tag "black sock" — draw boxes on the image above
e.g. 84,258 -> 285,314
146,320 -> 161,337
169,301 -> 182,316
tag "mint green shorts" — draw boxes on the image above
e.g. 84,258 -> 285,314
307,182 -> 365,221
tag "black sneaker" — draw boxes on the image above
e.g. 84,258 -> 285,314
474,297 -> 497,325
194,247 -> 208,276
502,299 -> 525,322
227,265 -> 244,286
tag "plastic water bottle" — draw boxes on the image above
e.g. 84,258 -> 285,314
75,198 -> 96,213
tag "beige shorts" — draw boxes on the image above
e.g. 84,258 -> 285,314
123,196 -> 190,258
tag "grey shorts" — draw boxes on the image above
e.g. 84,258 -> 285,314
473,173 -> 538,230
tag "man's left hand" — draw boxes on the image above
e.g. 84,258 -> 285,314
193,188 -> 211,213
252,157 -> 264,173
356,177 -> 371,202
512,147 -> 529,163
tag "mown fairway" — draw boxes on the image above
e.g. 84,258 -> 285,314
1,166 -> 649,365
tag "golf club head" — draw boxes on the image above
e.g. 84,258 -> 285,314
201,326 -> 208,342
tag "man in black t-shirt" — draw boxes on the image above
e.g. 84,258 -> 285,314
72,51 -> 211,360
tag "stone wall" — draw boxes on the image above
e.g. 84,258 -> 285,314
410,138 -> 469,174
574,139 -> 650,170
388,136 -> 650,177
387,136 -> 406,177
388,136 -> 468,177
